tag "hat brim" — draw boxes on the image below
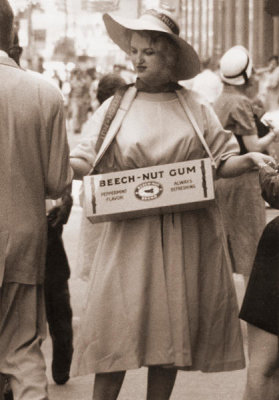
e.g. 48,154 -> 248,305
103,13 -> 200,81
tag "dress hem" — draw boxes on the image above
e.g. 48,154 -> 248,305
74,358 -> 246,375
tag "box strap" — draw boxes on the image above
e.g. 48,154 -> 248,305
176,90 -> 217,169
90,85 -> 137,174
95,84 -> 133,154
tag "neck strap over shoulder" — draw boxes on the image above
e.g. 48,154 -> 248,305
95,83 -> 134,154
175,90 -> 217,168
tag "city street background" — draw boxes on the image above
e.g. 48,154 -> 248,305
5,0 -> 279,398
6,0 -> 279,400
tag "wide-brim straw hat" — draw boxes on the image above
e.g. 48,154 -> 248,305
103,9 -> 200,81
220,45 -> 253,86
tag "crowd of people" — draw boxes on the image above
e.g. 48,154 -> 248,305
2,0 -> 279,399
64,66 -> 131,134
41,63 -> 135,136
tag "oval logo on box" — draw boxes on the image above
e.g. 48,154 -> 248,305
135,181 -> 163,201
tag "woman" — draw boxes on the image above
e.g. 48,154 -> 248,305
70,9 -> 275,400
214,46 -> 279,282
239,163 -> 279,400
69,69 -> 90,134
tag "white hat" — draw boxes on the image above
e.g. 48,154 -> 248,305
103,9 -> 200,81
220,45 -> 253,85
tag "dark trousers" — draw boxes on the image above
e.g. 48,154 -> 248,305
239,216 -> 279,335
45,224 -> 73,380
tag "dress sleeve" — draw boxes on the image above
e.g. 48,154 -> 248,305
231,96 -> 257,136
202,102 -> 240,169
70,97 -> 112,166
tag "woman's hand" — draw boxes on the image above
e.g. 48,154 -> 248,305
218,153 -> 277,178
261,118 -> 279,142
259,163 -> 279,209
248,152 -> 277,169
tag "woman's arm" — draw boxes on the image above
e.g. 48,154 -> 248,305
218,152 -> 276,178
255,66 -> 270,75
242,130 -> 278,153
231,95 -> 279,152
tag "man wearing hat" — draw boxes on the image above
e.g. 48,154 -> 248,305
0,1 -> 72,399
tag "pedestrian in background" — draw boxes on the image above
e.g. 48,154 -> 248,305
70,9 -> 275,400
214,46 -> 279,285
0,0 -> 72,399
257,55 -> 279,112
251,97 -> 278,160
96,73 -> 126,105
45,187 -> 74,386
69,68 -> 90,134
181,57 -> 223,105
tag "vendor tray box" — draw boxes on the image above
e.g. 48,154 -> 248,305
84,158 -> 215,223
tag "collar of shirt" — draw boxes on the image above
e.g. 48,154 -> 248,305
0,50 -> 8,58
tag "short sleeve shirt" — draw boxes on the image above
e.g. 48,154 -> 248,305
214,85 -> 257,154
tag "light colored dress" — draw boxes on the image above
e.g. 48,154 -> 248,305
71,90 -> 245,375
76,204 -> 104,281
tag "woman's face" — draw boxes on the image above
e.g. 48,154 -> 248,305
130,32 -> 172,85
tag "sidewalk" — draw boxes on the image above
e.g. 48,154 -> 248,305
48,367 -> 246,400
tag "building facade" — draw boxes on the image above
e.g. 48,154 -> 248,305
161,0 -> 279,67
13,0 -> 279,69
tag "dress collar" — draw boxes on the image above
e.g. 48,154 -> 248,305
135,78 -> 182,93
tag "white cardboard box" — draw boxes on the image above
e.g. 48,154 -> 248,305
84,158 -> 215,223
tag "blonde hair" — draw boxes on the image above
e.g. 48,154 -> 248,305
130,30 -> 179,80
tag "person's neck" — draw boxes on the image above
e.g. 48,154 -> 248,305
135,78 -> 181,93
236,85 -> 248,95
224,83 -> 245,94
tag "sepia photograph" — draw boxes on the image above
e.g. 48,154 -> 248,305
1,0 -> 279,399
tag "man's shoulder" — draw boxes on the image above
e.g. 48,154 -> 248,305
25,69 -> 64,101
